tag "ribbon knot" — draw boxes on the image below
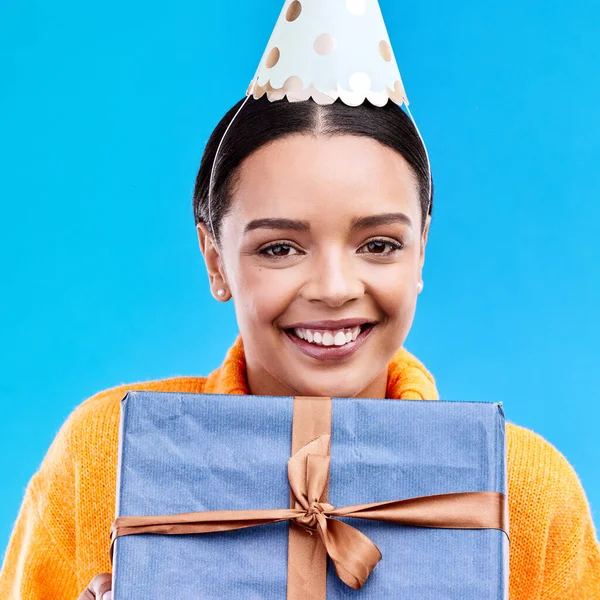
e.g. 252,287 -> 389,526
294,501 -> 334,531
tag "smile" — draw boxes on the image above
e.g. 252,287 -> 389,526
282,321 -> 376,361
293,326 -> 361,347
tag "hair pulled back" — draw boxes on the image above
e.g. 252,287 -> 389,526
193,96 -> 433,243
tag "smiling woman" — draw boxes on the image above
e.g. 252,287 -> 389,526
1,94 -> 599,600
194,97 -> 431,399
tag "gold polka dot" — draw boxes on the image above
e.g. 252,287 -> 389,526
346,0 -> 366,16
251,82 -> 266,99
388,80 -> 407,104
286,0 -> 302,22
379,40 -> 392,62
283,75 -> 303,93
348,71 -> 371,93
266,47 -> 280,69
313,33 -> 336,55
268,88 -> 286,101
311,88 -> 336,105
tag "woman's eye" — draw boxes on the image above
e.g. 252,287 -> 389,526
358,239 -> 403,255
259,243 -> 300,257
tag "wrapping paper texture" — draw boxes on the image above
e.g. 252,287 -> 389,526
113,392 -> 508,599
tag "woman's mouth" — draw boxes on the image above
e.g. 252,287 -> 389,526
282,323 -> 375,360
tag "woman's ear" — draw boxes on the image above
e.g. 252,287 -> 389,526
196,223 -> 231,301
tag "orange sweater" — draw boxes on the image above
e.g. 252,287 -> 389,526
1,336 -> 599,599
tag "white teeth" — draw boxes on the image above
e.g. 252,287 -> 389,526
291,325 -> 369,347
322,332 -> 334,346
334,332 -> 347,346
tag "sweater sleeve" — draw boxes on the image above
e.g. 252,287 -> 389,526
0,417 -> 81,599
541,445 -> 600,600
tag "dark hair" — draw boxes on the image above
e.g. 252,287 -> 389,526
193,96 -> 434,243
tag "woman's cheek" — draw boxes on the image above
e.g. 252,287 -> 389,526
373,270 -> 417,329
236,268 -> 295,326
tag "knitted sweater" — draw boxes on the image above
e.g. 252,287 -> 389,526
1,336 -> 599,599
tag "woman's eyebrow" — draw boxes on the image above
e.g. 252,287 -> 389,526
244,218 -> 311,234
351,212 -> 413,230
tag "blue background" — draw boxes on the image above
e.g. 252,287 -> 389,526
1,0 -> 598,556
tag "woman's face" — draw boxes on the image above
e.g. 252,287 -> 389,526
199,133 -> 430,398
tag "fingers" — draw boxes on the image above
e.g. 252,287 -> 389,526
78,573 -> 112,600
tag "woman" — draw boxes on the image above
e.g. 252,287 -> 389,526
1,96 -> 599,599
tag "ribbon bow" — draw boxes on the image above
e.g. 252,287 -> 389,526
286,435 -> 382,589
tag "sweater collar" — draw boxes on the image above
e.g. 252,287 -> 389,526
204,335 -> 439,400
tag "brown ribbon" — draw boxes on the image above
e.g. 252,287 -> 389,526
111,396 -> 509,598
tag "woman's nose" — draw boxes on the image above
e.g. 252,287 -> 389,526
301,251 -> 364,307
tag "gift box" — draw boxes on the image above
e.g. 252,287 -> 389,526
111,392 -> 509,599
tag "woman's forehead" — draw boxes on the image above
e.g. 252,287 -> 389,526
232,133 -> 420,219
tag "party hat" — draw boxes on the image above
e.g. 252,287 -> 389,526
247,0 -> 409,107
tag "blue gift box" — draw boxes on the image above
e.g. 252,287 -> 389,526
112,392 -> 508,599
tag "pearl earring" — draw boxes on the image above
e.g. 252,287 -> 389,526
417,281 -> 424,293
216,288 -> 226,298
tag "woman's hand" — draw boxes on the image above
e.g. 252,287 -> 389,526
78,573 -> 112,600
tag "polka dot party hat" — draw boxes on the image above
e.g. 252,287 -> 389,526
247,0 -> 409,107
